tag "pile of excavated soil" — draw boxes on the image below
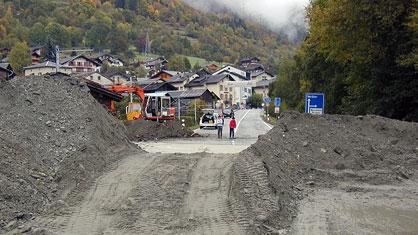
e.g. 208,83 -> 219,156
125,119 -> 195,141
0,75 -> 137,232
231,111 -> 418,234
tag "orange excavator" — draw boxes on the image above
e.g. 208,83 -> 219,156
109,84 -> 176,121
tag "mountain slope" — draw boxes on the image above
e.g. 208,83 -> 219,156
0,0 -> 297,70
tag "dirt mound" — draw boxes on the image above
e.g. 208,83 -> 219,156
0,75 -> 137,232
125,119 -> 195,141
231,111 -> 418,234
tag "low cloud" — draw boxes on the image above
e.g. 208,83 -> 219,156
183,0 -> 309,42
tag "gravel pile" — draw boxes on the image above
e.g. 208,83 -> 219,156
125,119 -> 195,141
0,75 -> 136,232
231,111 -> 418,234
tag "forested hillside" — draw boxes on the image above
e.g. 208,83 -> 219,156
270,0 -> 417,121
0,0 -> 295,70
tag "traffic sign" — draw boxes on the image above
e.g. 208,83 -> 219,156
274,97 -> 281,107
263,97 -> 272,104
305,93 -> 325,115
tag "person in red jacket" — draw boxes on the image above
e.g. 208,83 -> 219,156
229,117 -> 237,139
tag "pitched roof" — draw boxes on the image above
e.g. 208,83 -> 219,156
102,71 -> 130,80
167,72 -> 193,83
185,74 -> 233,87
23,61 -> 72,69
94,53 -> 125,64
240,56 -> 261,63
142,81 -> 177,93
169,88 -> 214,99
255,79 -> 276,88
60,54 -> 101,66
150,70 -> 180,79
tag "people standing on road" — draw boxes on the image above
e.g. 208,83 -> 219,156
216,116 -> 223,139
229,117 -> 237,139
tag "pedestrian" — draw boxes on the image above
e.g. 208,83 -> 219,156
221,113 -> 225,125
216,115 -> 223,139
229,117 -> 237,139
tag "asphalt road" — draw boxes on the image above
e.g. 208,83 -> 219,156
138,109 -> 273,153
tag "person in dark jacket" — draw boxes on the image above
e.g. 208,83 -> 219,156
229,117 -> 237,139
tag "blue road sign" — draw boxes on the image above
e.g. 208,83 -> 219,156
263,97 -> 272,104
274,97 -> 281,107
305,93 -> 325,115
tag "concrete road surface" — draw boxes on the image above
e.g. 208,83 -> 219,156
138,109 -> 273,153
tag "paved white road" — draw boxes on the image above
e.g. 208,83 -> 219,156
138,109 -> 273,153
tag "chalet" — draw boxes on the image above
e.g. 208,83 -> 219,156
253,79 -> 276,97
142,81 -> 177,93
167,89 -> 220,116
185,74 -> 236,104
94,54 -> 124,67
243,64 -> 265,75
166,72 -> 196,91
23,61 -> 72,76
201,63 -> 220,73
213,66 -> 249,80
30,46 -> 43,64
213,66 -> 253,106
0,63 -> 15,80
102,71 -> 130,85
150,70 -> 180,81
251,71 -> 275,81
239,57 -> 261,68
144,56 -> 168,71
60,54 -> 101,73
74,72 -> 115,87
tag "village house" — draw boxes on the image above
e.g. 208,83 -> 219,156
167,89 -> 220,116
251,70 -> 275,81
93,53 -> 124,67
103,71 -> 130,85
60,54 -> 101,73
253,79 -> 276,97
23,61 -> 72,76
185,73 -> 236,105
201,63 -> 220,73
30,46 -> 43,64
166,72 -> 197,91
243,64 -> 265,75
239,56 -> 261,68
0,63 -> 15,80
213,66 -> 252,106
144,56 -> 168,71
74,72 -> 115,87
150,70 -> 180,81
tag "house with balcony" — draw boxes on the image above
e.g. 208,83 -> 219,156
61,55 -> 101,73
23,61 -> 72,76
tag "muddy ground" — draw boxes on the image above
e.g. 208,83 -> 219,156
231,111 -> 418,234
125,119 -> 195,141
0,76 -> 137,233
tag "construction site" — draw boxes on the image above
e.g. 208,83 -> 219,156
1,75 -> 417,235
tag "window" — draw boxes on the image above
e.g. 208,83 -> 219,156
98,76 -> 101,81
90,76 -> 93,80
220,85 -> 223,91
229,87 -> 232,92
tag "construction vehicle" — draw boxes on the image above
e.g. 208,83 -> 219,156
110,85 -> 176,121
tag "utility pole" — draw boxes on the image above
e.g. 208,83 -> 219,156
55,45 -> 60,73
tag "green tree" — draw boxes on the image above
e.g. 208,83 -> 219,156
183,57 -> 191,70
8,41 -> 31,73
247,94 -> 263,108
193,62 -> 200,72
29,22 -> 46,45
168,55 -> 187,71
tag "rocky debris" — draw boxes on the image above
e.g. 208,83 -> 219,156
232,111 -> 418,234
0,75 -> 137,232
125,119 -> 196,141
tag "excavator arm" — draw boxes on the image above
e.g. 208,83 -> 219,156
109,85 -> 146,120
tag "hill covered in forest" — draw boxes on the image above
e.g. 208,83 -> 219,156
0,0 -> 298,70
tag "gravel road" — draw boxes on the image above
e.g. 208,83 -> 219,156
16,109 -> 270,235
